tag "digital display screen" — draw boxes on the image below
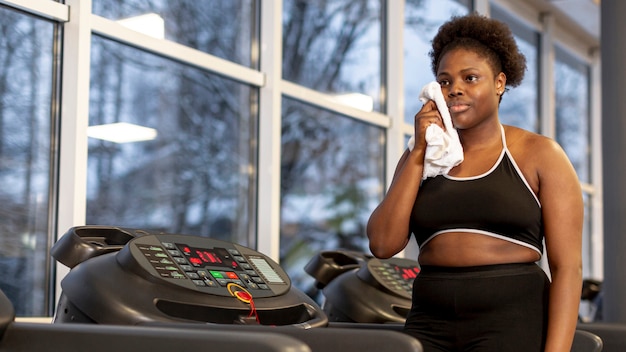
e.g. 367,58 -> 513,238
394,265 -> 420,281
177,245 -> 239,269
249,257 -> 284,284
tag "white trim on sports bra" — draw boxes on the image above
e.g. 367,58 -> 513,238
443,125 -> 541,207
419,228 -> 543,256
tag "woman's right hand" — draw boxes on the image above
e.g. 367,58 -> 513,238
412,100 -> 444,153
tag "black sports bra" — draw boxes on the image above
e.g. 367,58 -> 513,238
409,126 -> 544,256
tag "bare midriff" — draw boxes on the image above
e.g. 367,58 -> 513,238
417,232 -> 541,267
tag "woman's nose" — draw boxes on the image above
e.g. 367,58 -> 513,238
447,83 -> 463,97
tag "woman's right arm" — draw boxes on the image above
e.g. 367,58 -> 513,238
366,149 -> 425,258
366,101 -> 441,259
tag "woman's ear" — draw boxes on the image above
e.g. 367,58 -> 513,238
496,72 -> 507,95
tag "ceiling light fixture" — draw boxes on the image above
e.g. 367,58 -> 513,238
87,122 -> 158,144
117,13 -> 165,39
329,92 -> 374,112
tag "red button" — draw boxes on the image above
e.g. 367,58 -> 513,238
235,291 -> 252,301
226,272 -> 239,279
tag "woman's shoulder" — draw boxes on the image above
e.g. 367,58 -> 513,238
503,125 -> 562,154
503,124 -> 572,172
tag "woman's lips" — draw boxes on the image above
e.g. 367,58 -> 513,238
448,103 -> 470,113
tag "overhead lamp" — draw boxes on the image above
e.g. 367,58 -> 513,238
329,92 -> 374,112
87,122 -> 158,144
117,13 -> 165,39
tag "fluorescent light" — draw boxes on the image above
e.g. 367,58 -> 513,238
117,13 -> 165,39
329,93 -> 374,112
87,122 -> 158,144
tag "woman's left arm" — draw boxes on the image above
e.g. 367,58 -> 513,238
537,138 -> 584,352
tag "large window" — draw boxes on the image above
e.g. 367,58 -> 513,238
403,0 -> 469,123
279,98 -> 385,295
86,36 -> 258,246
554,44 -> 593,277
0,6 -> 57,316
492,5 -> 539,132
555,46 -> 591,184
0,0 -> 601,318
279,0 -> 386,297
283,0 -> 383,112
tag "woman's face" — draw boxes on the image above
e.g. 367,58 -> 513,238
436,47 -> 505,130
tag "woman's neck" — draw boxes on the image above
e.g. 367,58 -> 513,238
457,120 -> 502,152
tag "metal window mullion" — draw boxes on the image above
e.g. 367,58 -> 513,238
385,0 -> 418,260
472,0 -> 490,16
539,13 -> 555,139
589,48 -> 603,280
256,0 -> 283,262
280,80 -> 391,128
0,0 -> 68,21
55,0 -> 92,305
384,0 -> 405,186
90,15 -> 265,88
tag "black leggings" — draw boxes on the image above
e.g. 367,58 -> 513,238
403,263 -> 549,352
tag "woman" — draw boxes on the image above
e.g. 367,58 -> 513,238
367,13 -> 582,352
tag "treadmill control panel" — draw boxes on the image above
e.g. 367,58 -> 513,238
361,257 -> 420,299
119,234 -> 290,298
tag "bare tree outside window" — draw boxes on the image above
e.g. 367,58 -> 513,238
492,5 -> 540,132
554,46 -> 592,280
279,0 -> 384,297
0,7 -> 55,316
555,47 -> 591,183
404,0 -> 469,122
86,2 -> 258,246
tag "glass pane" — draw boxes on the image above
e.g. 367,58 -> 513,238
87,36 -> 257,247
280,97 -> 385,299
554,46 -> 591,183
492,5 -> 539,132
404,0 -> 469,123
283,0 -> 383,112
0,7 -> 55,316
92,0 -> 258,68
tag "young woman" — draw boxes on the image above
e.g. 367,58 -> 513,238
367,13 -> 583,352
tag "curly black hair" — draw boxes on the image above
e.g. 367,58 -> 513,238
430,13 -> 526,88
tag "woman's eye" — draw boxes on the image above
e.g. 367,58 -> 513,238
438,80 -> 449,87
466,75 -> 478,82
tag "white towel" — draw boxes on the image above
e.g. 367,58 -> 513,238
407,81 -> 464,179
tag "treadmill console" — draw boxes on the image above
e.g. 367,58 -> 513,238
358,257 -> 420,299
53,226 -> 328,327
119,234 -> 290,298
305,250 -> 420,323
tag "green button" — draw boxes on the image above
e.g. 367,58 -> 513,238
210,271 -> 224,279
